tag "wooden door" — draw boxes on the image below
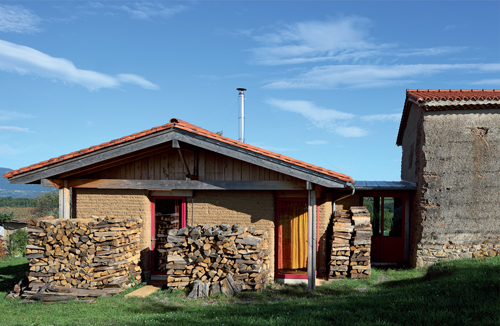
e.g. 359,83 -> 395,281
363,196 -> 405,263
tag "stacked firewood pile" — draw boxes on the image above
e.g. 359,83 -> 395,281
329,207 -> 372,280
7,216 -> 142,301
0,235 -> 7,258
329,210 -> 353,279
350,207 -> 372,279
161,223 -> 270,298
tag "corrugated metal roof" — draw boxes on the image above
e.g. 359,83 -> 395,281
354,180 -> 417,190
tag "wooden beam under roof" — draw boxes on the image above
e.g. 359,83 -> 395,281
42,179 -> 308,191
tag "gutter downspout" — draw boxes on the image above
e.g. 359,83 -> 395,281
333,182 -> 356,212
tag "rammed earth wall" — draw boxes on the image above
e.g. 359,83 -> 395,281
401,105 -> 500,267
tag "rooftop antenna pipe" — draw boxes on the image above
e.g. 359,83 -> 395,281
237,88 -> 246,143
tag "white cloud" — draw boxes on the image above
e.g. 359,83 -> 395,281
396,46 -> 466,57
116,74 -> 159,90
264,64 -> 500,89
0,110 -> 34,122
266,98 -> 372,137
0,5 -> 41,34
251,17 -> 383,65
266,99 -> 401,137
0,39 -> 159,91
306,140 -> 328,145
116,3 -> 187,20
0,126 -> 32,132
361,113 -> 401,122
471,79 -> 500,86
249,17 -> 467,66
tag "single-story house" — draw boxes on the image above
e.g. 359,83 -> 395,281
3,117 -> 419,287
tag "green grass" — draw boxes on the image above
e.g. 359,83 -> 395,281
1,256 -> 499,326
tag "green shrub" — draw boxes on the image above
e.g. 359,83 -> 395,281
8,229 -> 28,257
32,190 -> 59,218
0,211 -> 15,224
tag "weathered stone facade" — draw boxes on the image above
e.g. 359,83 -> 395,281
399,95 -> 500,267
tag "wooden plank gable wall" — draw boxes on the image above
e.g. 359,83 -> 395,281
82,148 -> 298,183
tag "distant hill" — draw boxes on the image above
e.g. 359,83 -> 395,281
0,167 -> 55,198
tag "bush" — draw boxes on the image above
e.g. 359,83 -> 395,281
33,190 -> 59,218
8,229 -> 28,257
0,211 -> 15,224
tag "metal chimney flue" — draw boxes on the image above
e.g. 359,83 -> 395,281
237,88 -> 246,143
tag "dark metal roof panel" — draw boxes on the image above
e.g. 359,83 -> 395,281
354,180 -> 417,190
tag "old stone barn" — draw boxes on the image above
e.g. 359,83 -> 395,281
397,89 -> 500,267
3,89 -> 499,287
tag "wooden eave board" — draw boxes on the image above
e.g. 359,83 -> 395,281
8,129 -> 347,188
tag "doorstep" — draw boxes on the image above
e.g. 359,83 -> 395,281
124,281 -> 167,298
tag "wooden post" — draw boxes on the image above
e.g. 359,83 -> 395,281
307,181 -> 316,290
59,180 -> 70,219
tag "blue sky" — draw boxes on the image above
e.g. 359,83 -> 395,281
0,1 -> 499,182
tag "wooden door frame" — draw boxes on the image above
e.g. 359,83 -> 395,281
150,196 -> 186,275
358,191 -> 407,263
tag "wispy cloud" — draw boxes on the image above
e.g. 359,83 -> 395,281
361,113 -> 401,122
471,79 -> 500,86
114,2 -> 188,20
250,17 -> 383,65
0,126 -> 33,132
249,17 -> 466,66
0,39 -> 159,90
0,110 -> 34,122
265,64 -> 500,89
0,5 -> 41,34
306,140 -> 328,145
266,98 -> 401,137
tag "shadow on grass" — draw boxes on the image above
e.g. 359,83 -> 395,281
125,300 -> 183,314
119,257 -> 500,326
0,257 -> 29,293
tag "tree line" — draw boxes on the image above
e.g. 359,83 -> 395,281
0,197 -> 37,207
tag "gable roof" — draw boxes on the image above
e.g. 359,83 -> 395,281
3,118 -> 353,187
397,89 -> 500,146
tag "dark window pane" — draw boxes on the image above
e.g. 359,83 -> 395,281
384,197 -> 403,237
363,197 -> 381,236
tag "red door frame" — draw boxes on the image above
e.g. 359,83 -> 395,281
275,198 -> 319,279
150,197 -> 186,275
359,191 -> 406,263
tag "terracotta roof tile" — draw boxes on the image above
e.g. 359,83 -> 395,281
3,119 -> 353,184
407,89 -> 500,103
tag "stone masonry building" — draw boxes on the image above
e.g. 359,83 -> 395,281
397,89 -> 500,267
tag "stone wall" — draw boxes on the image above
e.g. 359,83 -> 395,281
401,105 -> 500,267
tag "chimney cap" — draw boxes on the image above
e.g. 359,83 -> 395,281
236,88 -> 247,91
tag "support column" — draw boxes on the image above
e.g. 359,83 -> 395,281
307,181 -> 317,290
59,180 -> 70,219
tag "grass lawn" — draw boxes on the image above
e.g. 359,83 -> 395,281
0,256 -> 499,326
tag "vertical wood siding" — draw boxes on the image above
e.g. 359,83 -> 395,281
82,148 -> 300,183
